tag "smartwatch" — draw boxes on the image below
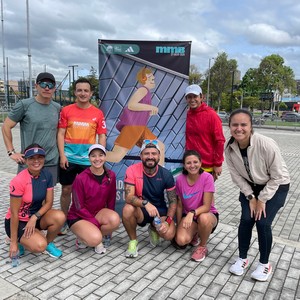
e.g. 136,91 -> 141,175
142,200 -> 149,207
34,212 -> 41,220
165,216 -> 173,225
246,194 -> 255,200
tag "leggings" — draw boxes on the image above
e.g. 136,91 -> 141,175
238,183 -> 289,264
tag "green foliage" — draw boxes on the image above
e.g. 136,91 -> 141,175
256,54 -> 296,94
189,64 -> 202,85
209,52 -> 238,110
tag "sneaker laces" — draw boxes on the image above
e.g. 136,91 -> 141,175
194,246 -> 206,255
128,240 -> 137,251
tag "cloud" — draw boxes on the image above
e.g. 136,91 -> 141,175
247,23 -> 300,46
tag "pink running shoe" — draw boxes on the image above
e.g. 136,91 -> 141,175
191,245 -> 208,262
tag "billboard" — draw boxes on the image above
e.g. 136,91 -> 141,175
98,39 -> 191,214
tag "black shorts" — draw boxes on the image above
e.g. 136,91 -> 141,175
5,218 -> 42,242
182,212 -> 219,234
59,163 -> 88,186
67,218 -> 81,228
138,207 -> 168,227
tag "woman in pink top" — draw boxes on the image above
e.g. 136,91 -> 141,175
175,150 -> 219,262
5,144 -> 65,260
67,144 -> 120,254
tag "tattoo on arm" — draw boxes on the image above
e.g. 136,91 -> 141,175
125,184 -> 140,206
166,189 -> 177,217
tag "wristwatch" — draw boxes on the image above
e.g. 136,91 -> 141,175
246,194 -> 255,200
34,212 -> 41,220
189,209 -> 196,216
142,200 -> 149,207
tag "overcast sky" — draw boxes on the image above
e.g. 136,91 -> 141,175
1,0 -> 300,85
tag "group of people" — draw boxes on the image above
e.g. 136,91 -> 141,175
1,72 -> 290,283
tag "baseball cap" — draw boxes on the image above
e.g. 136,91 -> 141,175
36,72 -> 56,84
185,84 -> 202,96
88,144 -> 106,156
24,147 -> 46,158
140,139 -> 160,153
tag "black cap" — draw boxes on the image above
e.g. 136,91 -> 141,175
36,72 -> 56,84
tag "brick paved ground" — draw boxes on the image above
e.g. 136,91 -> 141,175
0,126 -> 299,300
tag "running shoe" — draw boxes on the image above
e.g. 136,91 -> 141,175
189,233 -> 200,247
125,240 -> 138,258
191,245 -> 208,262
148,225 -> 161,247
18,244 -> 25,257
95,242 -> 106,254
44,242 -> 63,258
58,223 -> 68,236
76,238 -> 88,249
251,262 -> 272,281
229,258 -> 249,276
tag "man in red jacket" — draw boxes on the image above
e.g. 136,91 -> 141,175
185,84 -> 225,180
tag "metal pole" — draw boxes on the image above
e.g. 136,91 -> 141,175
207,57 -> 214,107
230,71 -> 235,112
1,0 -> 8,105
26,0 -> 32,97
6,56 -> 8,104
68,64 -> 78,84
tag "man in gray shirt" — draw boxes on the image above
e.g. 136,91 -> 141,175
2,72 -> 61,183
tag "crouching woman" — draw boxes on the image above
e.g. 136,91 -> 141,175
5,144 -> 65,259
67,144 -> 120,254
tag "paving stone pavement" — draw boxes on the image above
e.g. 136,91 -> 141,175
0,125 -> 299,300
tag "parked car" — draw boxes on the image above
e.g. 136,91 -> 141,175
262,112 -> 277,119
217,111 -> 229,122
280,111 -> 289,119
281,112 -> 300,122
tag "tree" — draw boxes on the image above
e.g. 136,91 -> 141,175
86,66 -> 100,104
209,52 -> 238,112
257,54 -> 295,95
189,64 -> 202,85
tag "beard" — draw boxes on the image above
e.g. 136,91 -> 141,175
142,158 -> 159,169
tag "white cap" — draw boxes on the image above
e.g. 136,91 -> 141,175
185,84 -> 202,96
88,144 -> 106,155
140,139 -> 160,153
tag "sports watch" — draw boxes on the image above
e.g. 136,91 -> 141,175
142,200 -> 149,207
246,194 -> 255,200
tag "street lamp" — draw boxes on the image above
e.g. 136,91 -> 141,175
207,57 -> 214,106
68,64 -> 78,85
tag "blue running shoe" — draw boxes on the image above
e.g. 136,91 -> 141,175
18,244 -> 25,256
44,242 -> 62,258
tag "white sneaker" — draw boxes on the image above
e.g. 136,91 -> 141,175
76,238 -> 88,249
251,262 -> 272,281
229,258 -> 249,276
95,242 -> 106,254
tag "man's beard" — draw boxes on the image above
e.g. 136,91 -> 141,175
142,158 -> 158,170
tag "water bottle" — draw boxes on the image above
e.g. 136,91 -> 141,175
11,253 -> 20,267
103,235 -> 111,248
154,216 -> 162,231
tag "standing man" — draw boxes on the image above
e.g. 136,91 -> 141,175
58,77 -> 107,234
185,84 -> 225,180
122,139 -> 177,258
2,72 -> 60,183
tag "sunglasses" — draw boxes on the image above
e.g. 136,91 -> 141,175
143,139 -> 158,145
38,81 -> 55,89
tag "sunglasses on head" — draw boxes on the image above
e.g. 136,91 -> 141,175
38,81 -> 55,89
143,139 -> 158,145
